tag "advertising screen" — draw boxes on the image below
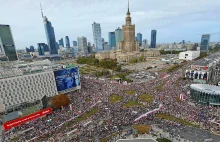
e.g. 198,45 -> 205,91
3,108 -> 52,130
54,67 -> 80,92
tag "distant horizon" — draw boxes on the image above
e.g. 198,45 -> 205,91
1,0 -> 220,49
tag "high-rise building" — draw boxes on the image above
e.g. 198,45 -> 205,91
73,41 -> 77,46
151,30 -> 157,48
65,36 -> 70,48
182,40 -> 185,44
108,32 -> 116,49
37,43 -> 45,55
56,42 -> 59,50
88,42 -> 93,53
30,46 -> 35,52
58,38 -> 64,47
137,33 -> 142,46
142,39 -> 148,49
77,36 -> 88,54
118,1 -> 139,52
115,27 -> 123,49
0,24 -> 18,61
92,22 -> 102,51
200,34 -> 211,52
41,5 -> 58,54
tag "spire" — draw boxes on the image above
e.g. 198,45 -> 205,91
127,0 -> 130,15
40,3 -> 44,18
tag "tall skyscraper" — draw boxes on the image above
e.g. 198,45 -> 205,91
41,5 -> 58,54
108,32 -> 116,49
0,24 -> 18,61
37,43 -> 45,55
200,34 -> 211,52
115,27 -> 122,49
92,22 -> 102,51
142,39 -> 148,49
58,38 -> 64,47
73,41 -> 77,46
88,42 -> 93,53
65,36 -> 70,48
77,36 -> 88,54
118,1 -> 139,52
151,30 -> 157,48
137,33 -> 142,46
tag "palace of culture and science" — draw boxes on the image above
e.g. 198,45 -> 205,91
95,1 -> 160,62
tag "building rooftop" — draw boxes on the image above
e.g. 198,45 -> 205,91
190,84 -> 220,95
192,53 -> 220,67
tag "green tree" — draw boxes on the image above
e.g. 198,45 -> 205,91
139,56 -> 145,61
116,65 -> 122,72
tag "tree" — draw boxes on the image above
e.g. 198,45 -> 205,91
116,65 -> 122,72
52,94 -> 70,109
139,56 -> 145,62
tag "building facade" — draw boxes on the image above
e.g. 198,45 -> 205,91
37,43 -> 46,55
115,27 -> 123,49
43,16 -> 58,54
179,51 -> 200,61
77,36 -> 88,54
108,32 -> 116,49
92,22 -> 102,51
58,38 -> 64,47
137,33 -> 142,46
118,2 -> 139,52
73,41 -> 77,46
65,36 -> 70,48
151,30 -> 157,48
0,24 -> 18,61
142,39 -> 148,49
200,34 -> 211,52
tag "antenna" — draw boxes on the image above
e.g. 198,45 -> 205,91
40,3 -> 44,17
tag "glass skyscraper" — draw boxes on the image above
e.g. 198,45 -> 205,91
73,41 -> 77,46
137,33 -> 142,46
108,32 -> 116,49
58,38 -> 64,47
37,43 -> 45,55
151,30 -> 157,48
43,16 -> 58,54
92,22 -> 102,51
115,27 -> 122,49
77,36 -> 88,54
0,24 -> 18,61
200,34 -> 210,52
65,36 -> 70,48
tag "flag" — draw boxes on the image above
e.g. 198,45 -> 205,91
179,94 -> 185,100
69,104 -> 73,111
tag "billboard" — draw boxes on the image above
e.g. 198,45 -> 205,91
3,108 -> 52,130
54,67 -> 80,92
185,70 -> 209,81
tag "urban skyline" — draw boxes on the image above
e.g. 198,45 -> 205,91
0,0 -> 220,49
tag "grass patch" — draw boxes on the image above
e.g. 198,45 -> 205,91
22,105 -> 39,116
155,84 -> 163,91
68,108 -> 98,127
132,124 -> 151,134
125,90 -> 136,95
155,113 -> 200,128
110,75 -> 120,79
138,94 -> 154,103
109,94 -> 123,103
123,100 -> 143,108
156,138 -> 172,142
86,98 -> 91,102
175,97 -> 182,102
10,137 -> 19,142
100,132 -> 120,142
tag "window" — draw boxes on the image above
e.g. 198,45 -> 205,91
185,54 -> 188,56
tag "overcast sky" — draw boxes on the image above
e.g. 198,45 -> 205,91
0,0 -> 220,49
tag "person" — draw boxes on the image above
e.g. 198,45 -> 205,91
65,74 -> 73,89
74,72 -> 80,86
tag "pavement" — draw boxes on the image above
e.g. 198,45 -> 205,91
0,125 -> 3,142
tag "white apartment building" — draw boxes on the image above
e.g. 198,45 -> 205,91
179,51 -> 200,61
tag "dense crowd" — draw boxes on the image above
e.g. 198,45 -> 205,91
3,57 -> 220,142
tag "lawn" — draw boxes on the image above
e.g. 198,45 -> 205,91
86,98 -> 91,102
109,94 -> 123,103
132,124 -> 151,134
155,113 -> 200,128
67,108 -> 98,127
125,90 -> 136,95
100,132 -> 120,142
138,94 -> 154,103
156,138 -> 172,142
155,84 -> 163,91
123,100 -> 143,108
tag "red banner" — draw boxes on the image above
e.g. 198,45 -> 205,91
3,108 -> 52,131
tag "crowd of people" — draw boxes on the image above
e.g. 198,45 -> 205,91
3,56 -> 220,142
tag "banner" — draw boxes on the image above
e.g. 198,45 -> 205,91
3,108 -> 52,131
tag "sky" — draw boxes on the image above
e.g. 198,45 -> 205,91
0,0 -> 220,49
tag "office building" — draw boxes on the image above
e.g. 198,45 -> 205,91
30,46 -> 35,52
88,42 -> 93,53
58,38 -> 64,47
65,36 -> 70,48
151,30 -> 157,48
0,24 -> 18,61
38,43 -> 45,55
56,42 -> 59,50
41,6 -> 58,54
73,41 -> 77,46
200,34 -> 211,52
143,39 -> 148,49
137,33 -> 142,46
92,22 -> 102,51
115,27 -> 123,49
108,32 -> 116,49
77,36 -> 88,54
